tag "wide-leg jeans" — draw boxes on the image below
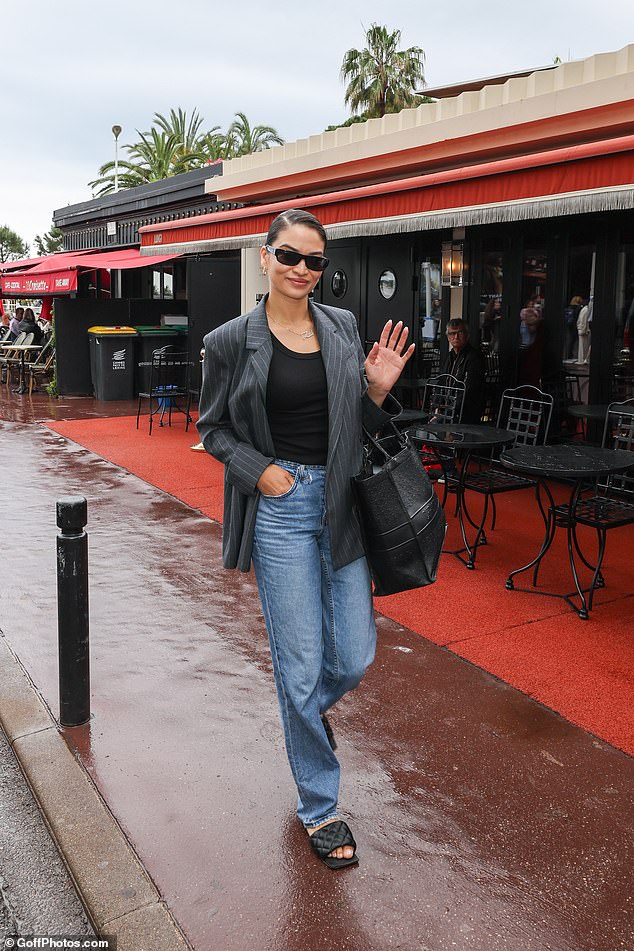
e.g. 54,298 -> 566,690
252,460 -> 376,828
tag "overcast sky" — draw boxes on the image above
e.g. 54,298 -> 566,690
2,0 -> 633,249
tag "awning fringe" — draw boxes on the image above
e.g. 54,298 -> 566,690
139,186 -> 634,255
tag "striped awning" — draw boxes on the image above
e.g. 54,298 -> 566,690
138,134 -> 634,255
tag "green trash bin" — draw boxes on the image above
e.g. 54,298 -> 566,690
88,326 -> 138,401
133,326 -> 181,394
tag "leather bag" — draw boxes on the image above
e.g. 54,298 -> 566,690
353,422 -> 447,596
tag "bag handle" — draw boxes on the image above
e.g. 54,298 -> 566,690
362,419 -> 409,461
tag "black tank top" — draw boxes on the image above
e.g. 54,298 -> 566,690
265,334 -> 329,465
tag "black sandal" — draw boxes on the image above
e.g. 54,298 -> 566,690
308,820 -> 359,870
321,713 -> 337,751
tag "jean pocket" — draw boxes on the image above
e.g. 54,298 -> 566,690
260,469 -> 300,500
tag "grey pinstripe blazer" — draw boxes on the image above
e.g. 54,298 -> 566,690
197,296 -> 400,572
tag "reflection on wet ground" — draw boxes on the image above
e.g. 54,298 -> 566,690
1,395 -> 633,951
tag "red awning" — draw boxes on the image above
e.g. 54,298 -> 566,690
138,134 -> 634,251
1,248 -> 182,296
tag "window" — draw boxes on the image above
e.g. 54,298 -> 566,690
331,269 -> 348,299
378,269 -> 397,300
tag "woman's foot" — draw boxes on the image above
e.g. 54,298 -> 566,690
307,818 -> 355,862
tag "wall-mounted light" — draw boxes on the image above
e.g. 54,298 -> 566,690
441,241 -> 464,287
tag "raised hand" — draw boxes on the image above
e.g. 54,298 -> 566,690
364,320 -> 415,405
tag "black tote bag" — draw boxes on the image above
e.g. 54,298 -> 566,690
353,422 -> 447,596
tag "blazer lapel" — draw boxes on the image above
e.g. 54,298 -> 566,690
246,296 -> 273,402
310,301 -> 349,466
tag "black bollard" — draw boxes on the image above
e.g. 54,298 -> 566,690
57,497 -> 90,726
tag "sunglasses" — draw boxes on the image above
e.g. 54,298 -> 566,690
265,244 -> 329,272
447,330 -> 466,337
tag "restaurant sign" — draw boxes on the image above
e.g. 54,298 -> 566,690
0,270 -> 79,295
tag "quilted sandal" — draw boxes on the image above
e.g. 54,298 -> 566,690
321,714 -> 337,751
308,819 -> 359,870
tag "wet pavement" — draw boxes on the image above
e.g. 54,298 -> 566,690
1,392 -> 633,951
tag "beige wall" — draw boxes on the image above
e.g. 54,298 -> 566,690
206,45 -> 634,201
241,247 -> 268,313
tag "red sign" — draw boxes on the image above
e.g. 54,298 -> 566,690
0,270 -> 78,295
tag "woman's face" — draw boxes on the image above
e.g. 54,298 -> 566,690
260,223 -> 326,303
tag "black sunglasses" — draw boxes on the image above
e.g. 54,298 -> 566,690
265,244 -> 329,272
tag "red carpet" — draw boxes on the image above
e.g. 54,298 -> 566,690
45,414 -> 634,756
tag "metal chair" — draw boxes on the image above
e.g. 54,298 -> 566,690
553,399 -> 634,609
459,385 -> 554,568
412,374 -> 466,499
136,347 -> 191,435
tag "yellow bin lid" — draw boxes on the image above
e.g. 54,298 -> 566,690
87,325 -> 138,335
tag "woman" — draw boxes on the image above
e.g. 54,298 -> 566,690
17,307 -> 43,344
197,209 -> 414,870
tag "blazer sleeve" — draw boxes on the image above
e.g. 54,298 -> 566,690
350,311 -> 402,430
197,334 -> 274,496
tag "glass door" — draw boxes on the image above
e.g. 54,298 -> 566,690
518,250 -> 547,386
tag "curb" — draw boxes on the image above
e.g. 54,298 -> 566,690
0,634 -> 190,951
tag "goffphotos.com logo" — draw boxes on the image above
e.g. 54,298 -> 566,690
3,938 -> 115,950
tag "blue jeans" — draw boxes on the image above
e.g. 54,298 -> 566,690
252,461 -> 376,828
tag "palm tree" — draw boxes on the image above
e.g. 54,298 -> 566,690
87,110 -> 285,196
226,111 -> 284,157
341,23 -> 426,119
88,127 -> 202,196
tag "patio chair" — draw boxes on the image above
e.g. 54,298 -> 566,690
136,347 -> 191,435
459,385 -> 554,568
411,374 -> 466,501
553,398 -> 634,609
27,337 -> 55,395
1,332 -> 31,384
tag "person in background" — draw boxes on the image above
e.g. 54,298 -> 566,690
563,295 -> 583,361
0,307 -> 10,344
430,297 -> 442,344
9,307 -> 24,340
440,318 -> 485,423
17,307 -> 44,344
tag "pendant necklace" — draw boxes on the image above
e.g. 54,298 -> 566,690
268,314 -> 315,340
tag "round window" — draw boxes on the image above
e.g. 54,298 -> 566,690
331,269 -> 348,299
379,269 -> 397,300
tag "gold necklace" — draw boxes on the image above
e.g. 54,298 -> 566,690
267,313 -> 315,340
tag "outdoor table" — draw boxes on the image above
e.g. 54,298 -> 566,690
500,443 -> 634,619
567,403 -> 610,440
409,423 -> 516,566
0,343 -> 42,395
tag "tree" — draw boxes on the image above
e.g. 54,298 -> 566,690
340,23 -> 426,119
88,109 -> 285,196
0,225 -> 28,263
88,127 -> 203,197
225,111 -> 284,157
34,226 -> 63,256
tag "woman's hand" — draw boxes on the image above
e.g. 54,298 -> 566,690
257,464 -> 295,496
364,320 -> 415,406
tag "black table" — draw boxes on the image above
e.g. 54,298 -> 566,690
500,443 -> 634,619
567,404 -> 610,424
409,423 -> 516,566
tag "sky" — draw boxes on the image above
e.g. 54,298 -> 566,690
2,0 -> 633,250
